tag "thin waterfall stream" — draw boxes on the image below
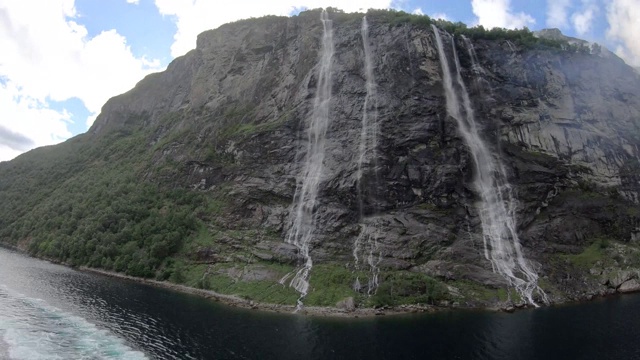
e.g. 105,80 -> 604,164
461,35 -> 482,76
282,9 -> 334,306
431,25 -> 547,305
353,16 -> 382,295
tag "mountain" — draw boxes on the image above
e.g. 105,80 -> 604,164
1,9 -> 639,310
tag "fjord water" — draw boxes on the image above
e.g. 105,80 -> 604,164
431,26 -> 545,305
2,247 -> 640,359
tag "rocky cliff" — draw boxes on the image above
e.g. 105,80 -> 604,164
1,9 -> 640,310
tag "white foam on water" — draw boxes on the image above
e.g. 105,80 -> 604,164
0,285 -> 147,359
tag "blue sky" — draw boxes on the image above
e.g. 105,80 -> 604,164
0,0 -> 638,161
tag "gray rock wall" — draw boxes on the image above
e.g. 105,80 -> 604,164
89,11 -> 640,304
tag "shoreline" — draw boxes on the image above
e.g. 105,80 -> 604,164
6,244 -> 637,317
79,267 -> 439,318
64,263 -> 640,317
0,244 -> 534,317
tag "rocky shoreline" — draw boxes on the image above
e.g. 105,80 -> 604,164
74,265 -> 640,316
79,267 -> 439,318
4,244 -> 640,318
0,245 -> 436,318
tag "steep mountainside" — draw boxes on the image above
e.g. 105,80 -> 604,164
1,9 -> 639,310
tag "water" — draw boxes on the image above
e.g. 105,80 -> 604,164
461,35 -> 482,76
352,16 -> 382,295
1,247 -> 640,359
461,35 -> 499,101
355,15 -> 379,198
352,221 -> 382,295
0,286 -> 146,360
431,26 -> 546,305
284,9 -> 334,302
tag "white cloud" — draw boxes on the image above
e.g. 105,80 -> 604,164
0,0 -> 162,160
0,81 -> 72,161
431,12 -> 450,21
126,0 -> 140,4
411,7 -> 448,21
571,0 -> 597,35
606,0 -> 640,67
546,0 -> 572,28
154,0 -> 393,57
471,0 -> 535,29
85,113 -> 99,128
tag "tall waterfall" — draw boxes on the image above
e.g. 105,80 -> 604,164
283,9 -> 334,304
431,25 -> 546,305
352,16 -> 382,295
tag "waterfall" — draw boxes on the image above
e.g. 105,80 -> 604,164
353,223 -> 381,294
432,25 -> 546,306
355,16 -> 378,191
505,40 -> 516,52
461,36 -> 482,75
283,9 -> 334,305
352,16 -> 382,295
461,35 -> 494,97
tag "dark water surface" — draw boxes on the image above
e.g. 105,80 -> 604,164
0,247 -> 639,359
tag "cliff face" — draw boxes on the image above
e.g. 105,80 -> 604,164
2,10 -> 640,308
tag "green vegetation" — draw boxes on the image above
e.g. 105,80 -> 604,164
295,8 -> 570,51
217,104 -> 293,141
0,109 -> 228,281
447,280 -> 503,302
221,278 -> 300,304
325,8 -> 581,51
162,260 -> 452,308
0,125 -> 202,278
168,261 -> 300,305
305,264 -> 361,306
562,238 -> 610,269
0,101 -> 287,284
369,271 -> 450,307
446,280 -> 529,304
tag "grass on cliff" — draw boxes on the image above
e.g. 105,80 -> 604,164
368,271 -> 450,307
446,280 -> 524,304
163,260 -> 453,308
168,260 -> 300,305
561,238 -> 610,269
305,264 -> 362,306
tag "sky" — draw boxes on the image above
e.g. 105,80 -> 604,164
0,0 -> 638,162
